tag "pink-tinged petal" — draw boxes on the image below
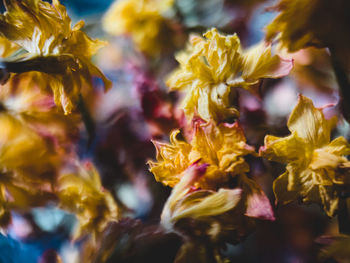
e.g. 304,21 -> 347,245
245,191 -> 275,221
269,57 -> 294,78
31,95 -> 56,111
130,64 -> 181,136
187,161 -> 209,185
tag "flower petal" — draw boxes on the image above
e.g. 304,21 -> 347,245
287,95 -> 337,147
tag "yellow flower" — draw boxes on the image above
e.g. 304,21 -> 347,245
265,0 -> 350,58
0,0 -> 111,114
161,163 -> 242,234
161,162 -> 274,256
260,95 -> 350,216
57,161 -> 119,240
0,112 -> 64,226
148,119 -> 255,189
0,70 -> 81,150
167,28 -> 293,122
0,113 -> 62,181
103,0 -> 178,56
321,235 -> 350,262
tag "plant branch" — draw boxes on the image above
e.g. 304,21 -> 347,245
77,94 -> 96,148
330,48 -> 350,123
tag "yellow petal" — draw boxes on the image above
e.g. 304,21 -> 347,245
190,121 -> 255,188
273,168 -> 299,205
57,162 -> 119,240
321,235 -> 350,261
260,132 -> 307,164
102,0 -> 177,56
148,130 -> 191,187
242,41 -> 293,83
288,95 -> 337,147
161,164 -> 241,229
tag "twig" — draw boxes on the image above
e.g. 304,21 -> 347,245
338,193 -> 350,234
77,94 -> 96,148
330,48 -> 350,123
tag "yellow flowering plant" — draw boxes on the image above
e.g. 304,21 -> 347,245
0,0 -> 111,114
56,161 -> 119,241
2,0 -> 350,261
160,162 -> 242,232
265,0 -> 350,58
149,118 -> 255,189
320,235 -> 350,262
0,95 -> 118,238
167,28 -> 293,122
0,132 -> 119,240
160,163 -> 243,262
149,118 -> 275,223
0,29 -> 117,241
260,95 -> 350,216
0,111 -> 64,227
103,0 -> 182,56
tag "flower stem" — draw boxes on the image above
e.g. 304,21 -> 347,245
330,48 -> 350,123
338,194 -> 350,234
77,94 -> 95,148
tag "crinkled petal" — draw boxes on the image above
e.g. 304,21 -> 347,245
57,162 -> 119,240
161,163 -> 241,230
287,95 -> 337,147
148,130 -> 191,187
242,41 -> 293,83
260,132 -> 307,164
273,169 -> 299,205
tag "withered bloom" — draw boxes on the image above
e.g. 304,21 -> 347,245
265,0 -> 350,64
167,28 -> 292,122
0,0 -> 111,114
260,95 -> 350,216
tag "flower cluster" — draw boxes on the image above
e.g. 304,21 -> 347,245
1,0 -> 350,262
0,0 -> 118,245
147,28 -> 290,260
167,28 -> 293,122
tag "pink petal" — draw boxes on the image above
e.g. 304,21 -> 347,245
245,191 -> 275,221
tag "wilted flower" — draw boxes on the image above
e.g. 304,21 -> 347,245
260,95 -> 350,216
265,0 -> 350,62
0,37 -> 82,229
161,163 -> 242,232
161,163 -> 243,262
149,119 -> 275,223
149,119 -> 255,189
161,162 -> 274,262
0,112 -> 64,227
320,235 -> 350,262
0,0 -> 111,114
57,161 -> 119,240
167,28 -> 293,122
0,73 -> 80,144
103,0 -> 182,56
